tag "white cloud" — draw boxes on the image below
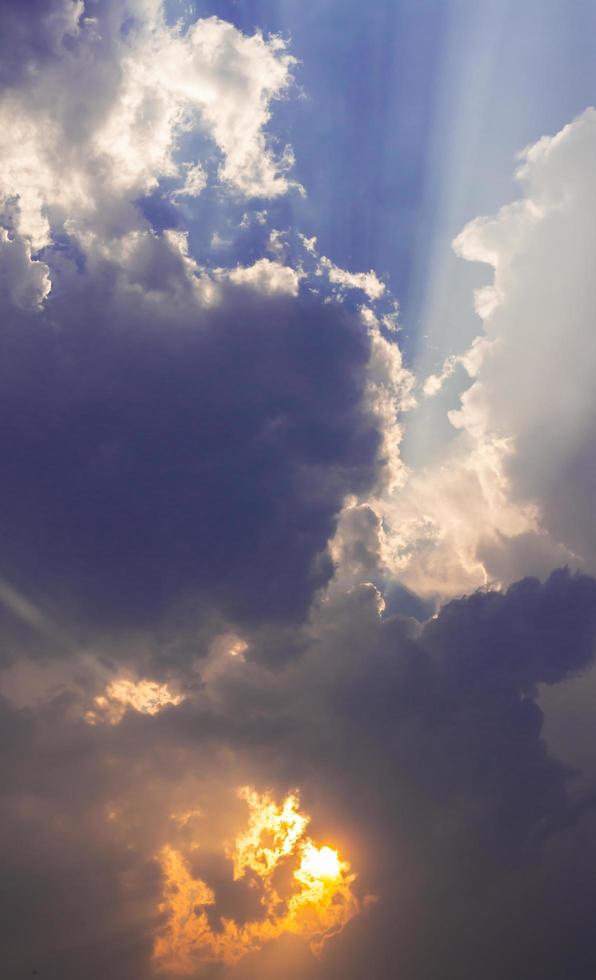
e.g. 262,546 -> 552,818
240,209 -> 268,229
299,236 -> 386,301
326,309 -> 415,594
379,108 -> 596,600
267,227 -> 289,257
220,257 -> 303,296
299,232 -> 317,255
0,229 -> 51,311
318,256 -> 385,300
361,307 -> 415,490
0,4 -> 298,257
177,17 -> 299,198
422,353 -> 461,397
171,162 -> 208,199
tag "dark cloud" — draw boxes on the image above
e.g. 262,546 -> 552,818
0,258 -> 378,649
3,570 -> 596,978
168,569 -> 596,980
0,695 -> 159,980
0,0 -> 81,86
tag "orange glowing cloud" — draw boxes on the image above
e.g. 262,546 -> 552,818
153,787 -> 373,973
85,678 -> 184,724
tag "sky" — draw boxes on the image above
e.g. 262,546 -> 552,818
1,1 -> 596,978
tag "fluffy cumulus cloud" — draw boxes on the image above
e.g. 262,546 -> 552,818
0,0 -> 297,254
453,108 -> 596,574
0,229 -> 51,310
374,108 -> 596,602
221,257 -> 303,295
2,4 -> 596,980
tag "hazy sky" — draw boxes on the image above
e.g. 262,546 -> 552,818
1,2 -> 596,978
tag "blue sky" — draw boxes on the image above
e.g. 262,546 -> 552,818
169,0 -> 596,367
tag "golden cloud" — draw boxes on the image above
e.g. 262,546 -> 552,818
153,786 -> 373,972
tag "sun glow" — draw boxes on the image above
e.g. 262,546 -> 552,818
153,787 -> 372,973
299,843 -> 342,881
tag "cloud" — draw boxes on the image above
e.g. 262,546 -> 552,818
179,17 -> 298,198
0,229 -> 51,311
185,568 -> 596,979
0,0 -> 84,86
297,236 -> 387,302
451,108 -> 596,574
85,677 -> 185,725
373,108 -> 596,601
422,352 -> 461,397
318,256 -> 386,301
0,1 -> 298,257
0,0 -> 394,661
3,569 -> 596,978
220,257 -> 303,296
153,787 -> 368,972
0,264 -> 379,645
171,162 -> 208,200
2,7 -> 596,980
